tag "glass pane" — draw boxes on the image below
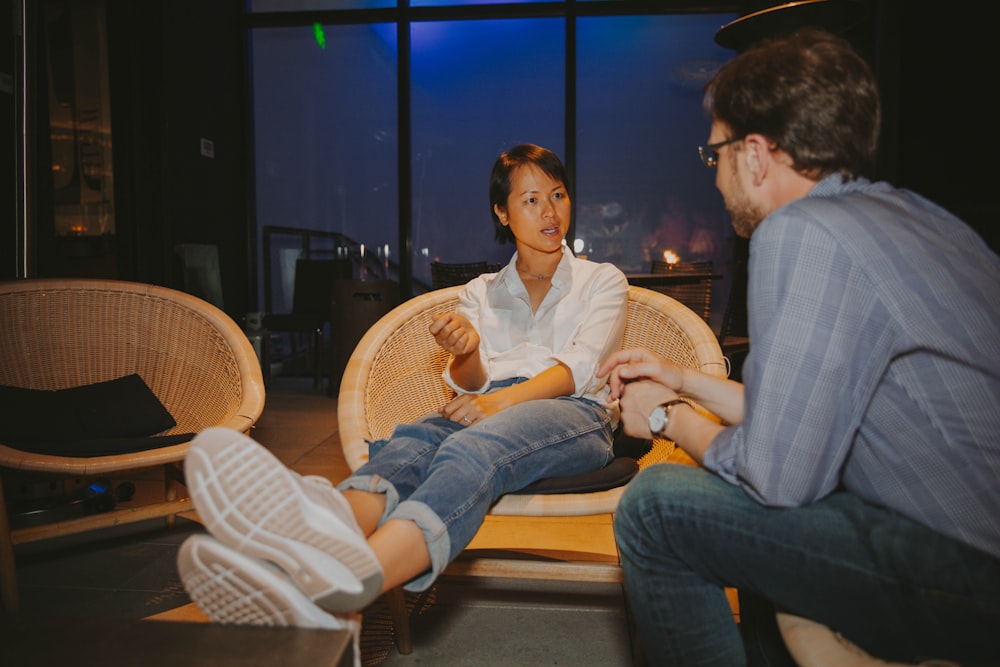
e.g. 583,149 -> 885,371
411,18 -> 564,291
250,0 -> 396,11
576,13 -> 736,329
44,0 -> 116,281
250,23 -> 398,310
412,0 -> 547,6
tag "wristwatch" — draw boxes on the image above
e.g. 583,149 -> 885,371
647,399 -> 690,438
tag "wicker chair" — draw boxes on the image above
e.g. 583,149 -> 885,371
338,284 -> 727,653
0,278 -> 266,614
719,259 -> 750,359
648,259 -> 714,323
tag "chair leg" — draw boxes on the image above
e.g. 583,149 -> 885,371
311,327 -> 324,392
620,584 -> 646,667
164,463 -> 179,529
0,476 -> 20,615
385,586 -> 412,655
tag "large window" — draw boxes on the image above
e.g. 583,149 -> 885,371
251,23 -> 398,311
410,18 -> 564,286
576,14 -> 733,276
249,4 -> 738,323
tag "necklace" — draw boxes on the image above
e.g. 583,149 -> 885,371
516,261 -> 553,280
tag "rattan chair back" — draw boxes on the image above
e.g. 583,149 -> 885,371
339,285 -> 726,498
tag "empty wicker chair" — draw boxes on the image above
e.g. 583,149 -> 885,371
0,278 -> 266,614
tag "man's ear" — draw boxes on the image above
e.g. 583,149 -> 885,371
743,134 -> 771,186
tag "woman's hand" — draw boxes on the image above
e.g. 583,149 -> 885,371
598,347 -> 686,400
440,390 -> 508,426
430,312 -> 480,357
440,363 -> 574,427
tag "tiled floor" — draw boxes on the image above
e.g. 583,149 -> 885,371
9,376 -> 637,666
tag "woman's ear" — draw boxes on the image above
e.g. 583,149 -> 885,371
494,204 -> 508,225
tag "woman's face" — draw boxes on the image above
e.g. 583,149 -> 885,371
494,164 -> 570,256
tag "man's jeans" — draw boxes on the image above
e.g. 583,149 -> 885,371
340,383 -> 614,591
614,464 -> 1000,666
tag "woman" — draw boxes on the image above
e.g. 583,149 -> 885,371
178,144 -> 628,631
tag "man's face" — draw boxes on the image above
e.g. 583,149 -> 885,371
709,122 -> 767,239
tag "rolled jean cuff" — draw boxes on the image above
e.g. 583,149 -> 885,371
337,475 -> 450,591
337,473 -> 400,527
388,499 -> 452,592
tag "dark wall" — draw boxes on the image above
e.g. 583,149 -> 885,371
4,0 -> 250,319
108,0 -> 250,318
892,6 -> 997,252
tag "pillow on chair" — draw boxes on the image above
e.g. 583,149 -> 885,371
517,457 -> 640,495
516,429 -> 653,495
0,374 -> 193,456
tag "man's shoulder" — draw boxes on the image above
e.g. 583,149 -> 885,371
764,179 -> 936,243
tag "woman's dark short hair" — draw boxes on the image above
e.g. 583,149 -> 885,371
489,144 -> 569,244
704,28 -> 880,181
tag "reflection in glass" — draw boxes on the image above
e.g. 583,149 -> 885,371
576,13 -> 736,328
410,18 -> 564,289
250,23 -> 398,307
46,0 -> 115,239
250,9 -> 743,322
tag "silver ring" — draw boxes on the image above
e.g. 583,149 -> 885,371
462,416 -> 472,424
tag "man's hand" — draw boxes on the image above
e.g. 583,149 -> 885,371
618,379 -> 678,439
598,347 -> 686,400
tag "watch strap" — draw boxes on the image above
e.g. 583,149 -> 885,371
660,398 -> 690,413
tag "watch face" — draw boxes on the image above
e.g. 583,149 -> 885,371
648,406 -> 667,435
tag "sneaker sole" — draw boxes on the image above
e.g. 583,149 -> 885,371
186,427 -> 383,612
178,534 -> 351,629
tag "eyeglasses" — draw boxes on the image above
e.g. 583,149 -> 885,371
697,136 -> 743,168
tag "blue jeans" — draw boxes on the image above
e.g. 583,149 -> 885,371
339,379 -> 614,591
614,464 -> 1000,667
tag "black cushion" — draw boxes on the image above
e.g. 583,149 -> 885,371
514,428 -> 653,496
516,456 -> 640,495
0,374 -> 194,457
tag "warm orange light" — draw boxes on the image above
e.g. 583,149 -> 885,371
663,249 -> 680,265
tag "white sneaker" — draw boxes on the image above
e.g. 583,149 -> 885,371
300,474 -> 365,538
185,427 -> 383,613
178,534 -> 362,667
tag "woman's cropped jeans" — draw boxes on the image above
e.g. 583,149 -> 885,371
615,464 -> 1000,667
338,379 -> 614,591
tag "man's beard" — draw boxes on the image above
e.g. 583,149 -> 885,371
725,175 -> 766,239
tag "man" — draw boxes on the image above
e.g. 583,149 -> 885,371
599,28 -> 1000,666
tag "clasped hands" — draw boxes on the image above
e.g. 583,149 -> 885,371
598,347 -> 685,440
